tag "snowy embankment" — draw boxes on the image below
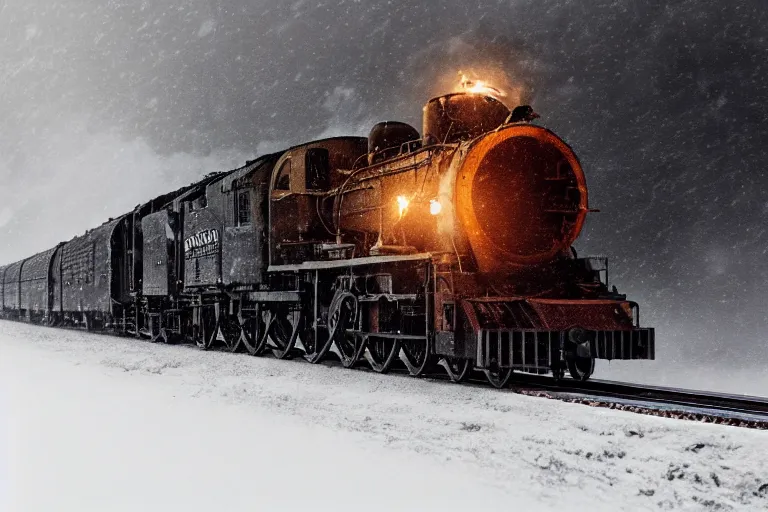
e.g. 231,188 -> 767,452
1,321 -> 767,511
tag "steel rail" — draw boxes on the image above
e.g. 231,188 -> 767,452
503,373 -> 768,418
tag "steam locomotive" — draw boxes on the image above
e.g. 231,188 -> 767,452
0,90 -> 655,386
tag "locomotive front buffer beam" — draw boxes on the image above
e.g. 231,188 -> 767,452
448,297 -> 656,377
472,328 -> 656,374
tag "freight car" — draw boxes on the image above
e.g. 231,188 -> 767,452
0,89 -> 655,386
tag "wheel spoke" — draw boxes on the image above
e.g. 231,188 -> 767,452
239,306 -> 268,356
329,292 -> 361,368
221,315 -> 242,352
365,337 -> 401,373
302,324 -> 335,363
269,307 -> 301,359
337,333 -> 366,368
196,305 -> 218,350
400,339 -> 435,376
483,368 -> 513,388
440,357 -> 471,383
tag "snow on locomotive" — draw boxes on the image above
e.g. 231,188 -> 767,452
0,88 -> 654,386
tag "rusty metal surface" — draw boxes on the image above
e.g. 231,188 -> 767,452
525,298 -> 635,331
333,147 -> 452,257
330,116 -> 591,279
269,137 -> 367,266
455,294 -> 654,365
422,93 -> 509,145
461,297 -> 634,331
367,121 -> 420,164
455,124 -> 589,273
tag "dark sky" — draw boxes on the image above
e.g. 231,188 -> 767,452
1,0 -> 767,366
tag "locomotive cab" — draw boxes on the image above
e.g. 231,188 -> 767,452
269,137 -> 367,265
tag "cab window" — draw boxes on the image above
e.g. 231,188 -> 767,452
275,160 -> 291,191
236,189 -> 251,226
305,148 -> 330,190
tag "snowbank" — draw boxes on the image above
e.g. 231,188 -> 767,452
2,321 -> 767,511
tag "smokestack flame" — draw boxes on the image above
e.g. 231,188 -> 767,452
459,72 -> 507,98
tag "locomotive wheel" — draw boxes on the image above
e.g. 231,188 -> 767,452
330,292 -> 362,368
365,337 -> 401,373
195,305 -> 219,350
48,313 -> 61,327
300,300 -> 335,364
439,357 -> 471,383
483,368 -> 513,389
337,333 -> 366,369
221,315 -> 243,352
83,313 -> 92,332
158,327 -> 176,344
301,325 -> 335,364
400,339 -> 436,377
239,306 -> 269,356
149,316 -> 163,343
268,306 -> 301,360
567,357 -> 595,381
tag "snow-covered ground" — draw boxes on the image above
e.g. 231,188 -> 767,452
2,321 -> 768,511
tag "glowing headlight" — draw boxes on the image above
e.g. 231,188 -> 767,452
429,199 -> 442,216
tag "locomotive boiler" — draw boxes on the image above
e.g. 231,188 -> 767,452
0,85 -> 655,387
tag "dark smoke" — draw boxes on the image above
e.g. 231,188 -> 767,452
1,0 -> 767,386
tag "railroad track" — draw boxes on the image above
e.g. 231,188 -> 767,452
310,353 -> 768,429
263,344 -> 768,429
500,374 -> 768,429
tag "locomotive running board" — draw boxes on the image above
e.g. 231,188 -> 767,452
268,252 -> 433,272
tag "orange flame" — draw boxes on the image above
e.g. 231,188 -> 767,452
458,72 -> 507,98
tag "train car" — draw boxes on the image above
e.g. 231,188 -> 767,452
257,92 -> 655,384
2,259 -> 25,319
0,86 -> 656,387
172,158 -> 279,348
0,264 -> 7,311
176,155 -> 283,349
20,246 -> 60,323
136,171 -> 231,342
55,217 -> 130,328
44,176 -> 224,334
